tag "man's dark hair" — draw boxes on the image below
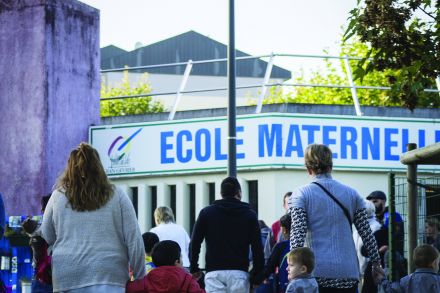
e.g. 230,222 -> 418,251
280,214 -> 291,231
142,232 -> 159,255
413,244 -> 439,268
220,177 -> 241,198
152,240 -> 181,267
283,192 -> 292,203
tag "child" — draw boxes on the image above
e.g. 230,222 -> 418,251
257,214 -> 291,292
285,247 -> 318,293
142,232 -> 159,274
22,194 -> 52,293
375,244 -> 439,292
126,240 -> 205,293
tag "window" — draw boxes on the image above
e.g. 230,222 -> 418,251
208,182 -> 216,204
150,186 -> 157,227
189,184 -> 196,234
169,185 -> 176,218
130,187 -> 138,218
248,180 -> 258,216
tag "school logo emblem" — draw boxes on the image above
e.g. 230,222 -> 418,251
106,128 -> 142,173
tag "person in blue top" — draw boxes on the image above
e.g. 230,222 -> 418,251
289,144 -> 381,293
374,244 -> 439,292
367,190 -> 405,254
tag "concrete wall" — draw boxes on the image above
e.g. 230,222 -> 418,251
102,103 -> 440,126
0,0 -> 100,215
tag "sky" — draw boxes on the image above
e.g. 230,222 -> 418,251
80,0 -> 357,57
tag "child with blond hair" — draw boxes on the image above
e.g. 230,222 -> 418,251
286,247 -> 318,293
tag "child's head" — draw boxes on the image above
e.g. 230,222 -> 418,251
280,214 -> 291,239
142,232 -> 159,256
413,244 -> 439,271
287,247 -> 315,281
152,240 -> 182,267
425,218 -> 439,238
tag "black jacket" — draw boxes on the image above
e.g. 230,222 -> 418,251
190,197 -> 264,284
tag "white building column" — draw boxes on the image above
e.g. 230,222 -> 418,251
137,183 -> 151,233
195,181 -> 209,270
156,182 -> 170,207
215,179 -> 222,200
238,178 -> 249,203
176,181 -> 190,231
195,181 -> 208,216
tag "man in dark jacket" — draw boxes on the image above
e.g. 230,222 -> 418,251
190,177 -> 264,292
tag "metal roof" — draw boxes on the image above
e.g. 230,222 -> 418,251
101,45 -> 127,61
101,31 -> 291,80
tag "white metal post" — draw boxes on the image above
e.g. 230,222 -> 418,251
255,53 -> 275,114
343,55 -> 362,116
168,60 -> 193,120
436,76 -> 440,98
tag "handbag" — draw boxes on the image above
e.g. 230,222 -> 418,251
312,182 -> 352,230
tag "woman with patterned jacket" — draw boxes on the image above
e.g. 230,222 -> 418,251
289,144 -> 381,293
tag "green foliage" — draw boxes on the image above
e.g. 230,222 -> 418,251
100,72 -> 164,117
259,40 -> 438,108
344,0 -> 439,110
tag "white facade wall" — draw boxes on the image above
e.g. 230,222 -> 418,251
111,169 -> 397,234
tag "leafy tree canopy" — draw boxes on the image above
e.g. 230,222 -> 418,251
344,0 -> 439,110
253,39 -> 439,109
100,72 -> 164,117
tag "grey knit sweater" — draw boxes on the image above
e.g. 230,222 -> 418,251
289,173 -> 380,288
41,187 -> 146,292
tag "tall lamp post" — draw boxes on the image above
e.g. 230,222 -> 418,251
227,0 -> 237,177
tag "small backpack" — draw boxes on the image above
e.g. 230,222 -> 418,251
275,240 -> 290,293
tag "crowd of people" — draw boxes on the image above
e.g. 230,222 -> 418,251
2,142 -> 438,292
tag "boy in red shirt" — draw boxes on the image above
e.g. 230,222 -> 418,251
127,240 -> 205,293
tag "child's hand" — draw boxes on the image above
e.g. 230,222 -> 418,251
192,271 -> 203,280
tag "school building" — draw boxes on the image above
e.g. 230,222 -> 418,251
90,103 -> 440,236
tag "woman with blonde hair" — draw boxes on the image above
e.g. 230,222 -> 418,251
41,143 -> 145,293
289,144 -> 380,293
150,206 -> 191,268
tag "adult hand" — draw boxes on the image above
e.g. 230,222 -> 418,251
379,245 -> 389,253
22,217 -> 38,234
372,263 -> 386,285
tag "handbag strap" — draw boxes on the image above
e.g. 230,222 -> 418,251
312,182 -> 353,229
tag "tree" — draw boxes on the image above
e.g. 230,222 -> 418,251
254,39 -> 439,108
100,72 -> 164,117
255,41 -> 397,106
344,0 -> 439,110
292,42 -> 400,107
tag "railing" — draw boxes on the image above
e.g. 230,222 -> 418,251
100,53 -> 440,120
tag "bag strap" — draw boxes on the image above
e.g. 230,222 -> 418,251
312,182 -> 353,229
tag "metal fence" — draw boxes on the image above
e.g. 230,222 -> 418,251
101,53 -> 440,120
392,174 -> 440,274
394,175 -> 440,251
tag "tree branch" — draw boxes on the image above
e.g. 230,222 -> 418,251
417,6 -> 436,20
